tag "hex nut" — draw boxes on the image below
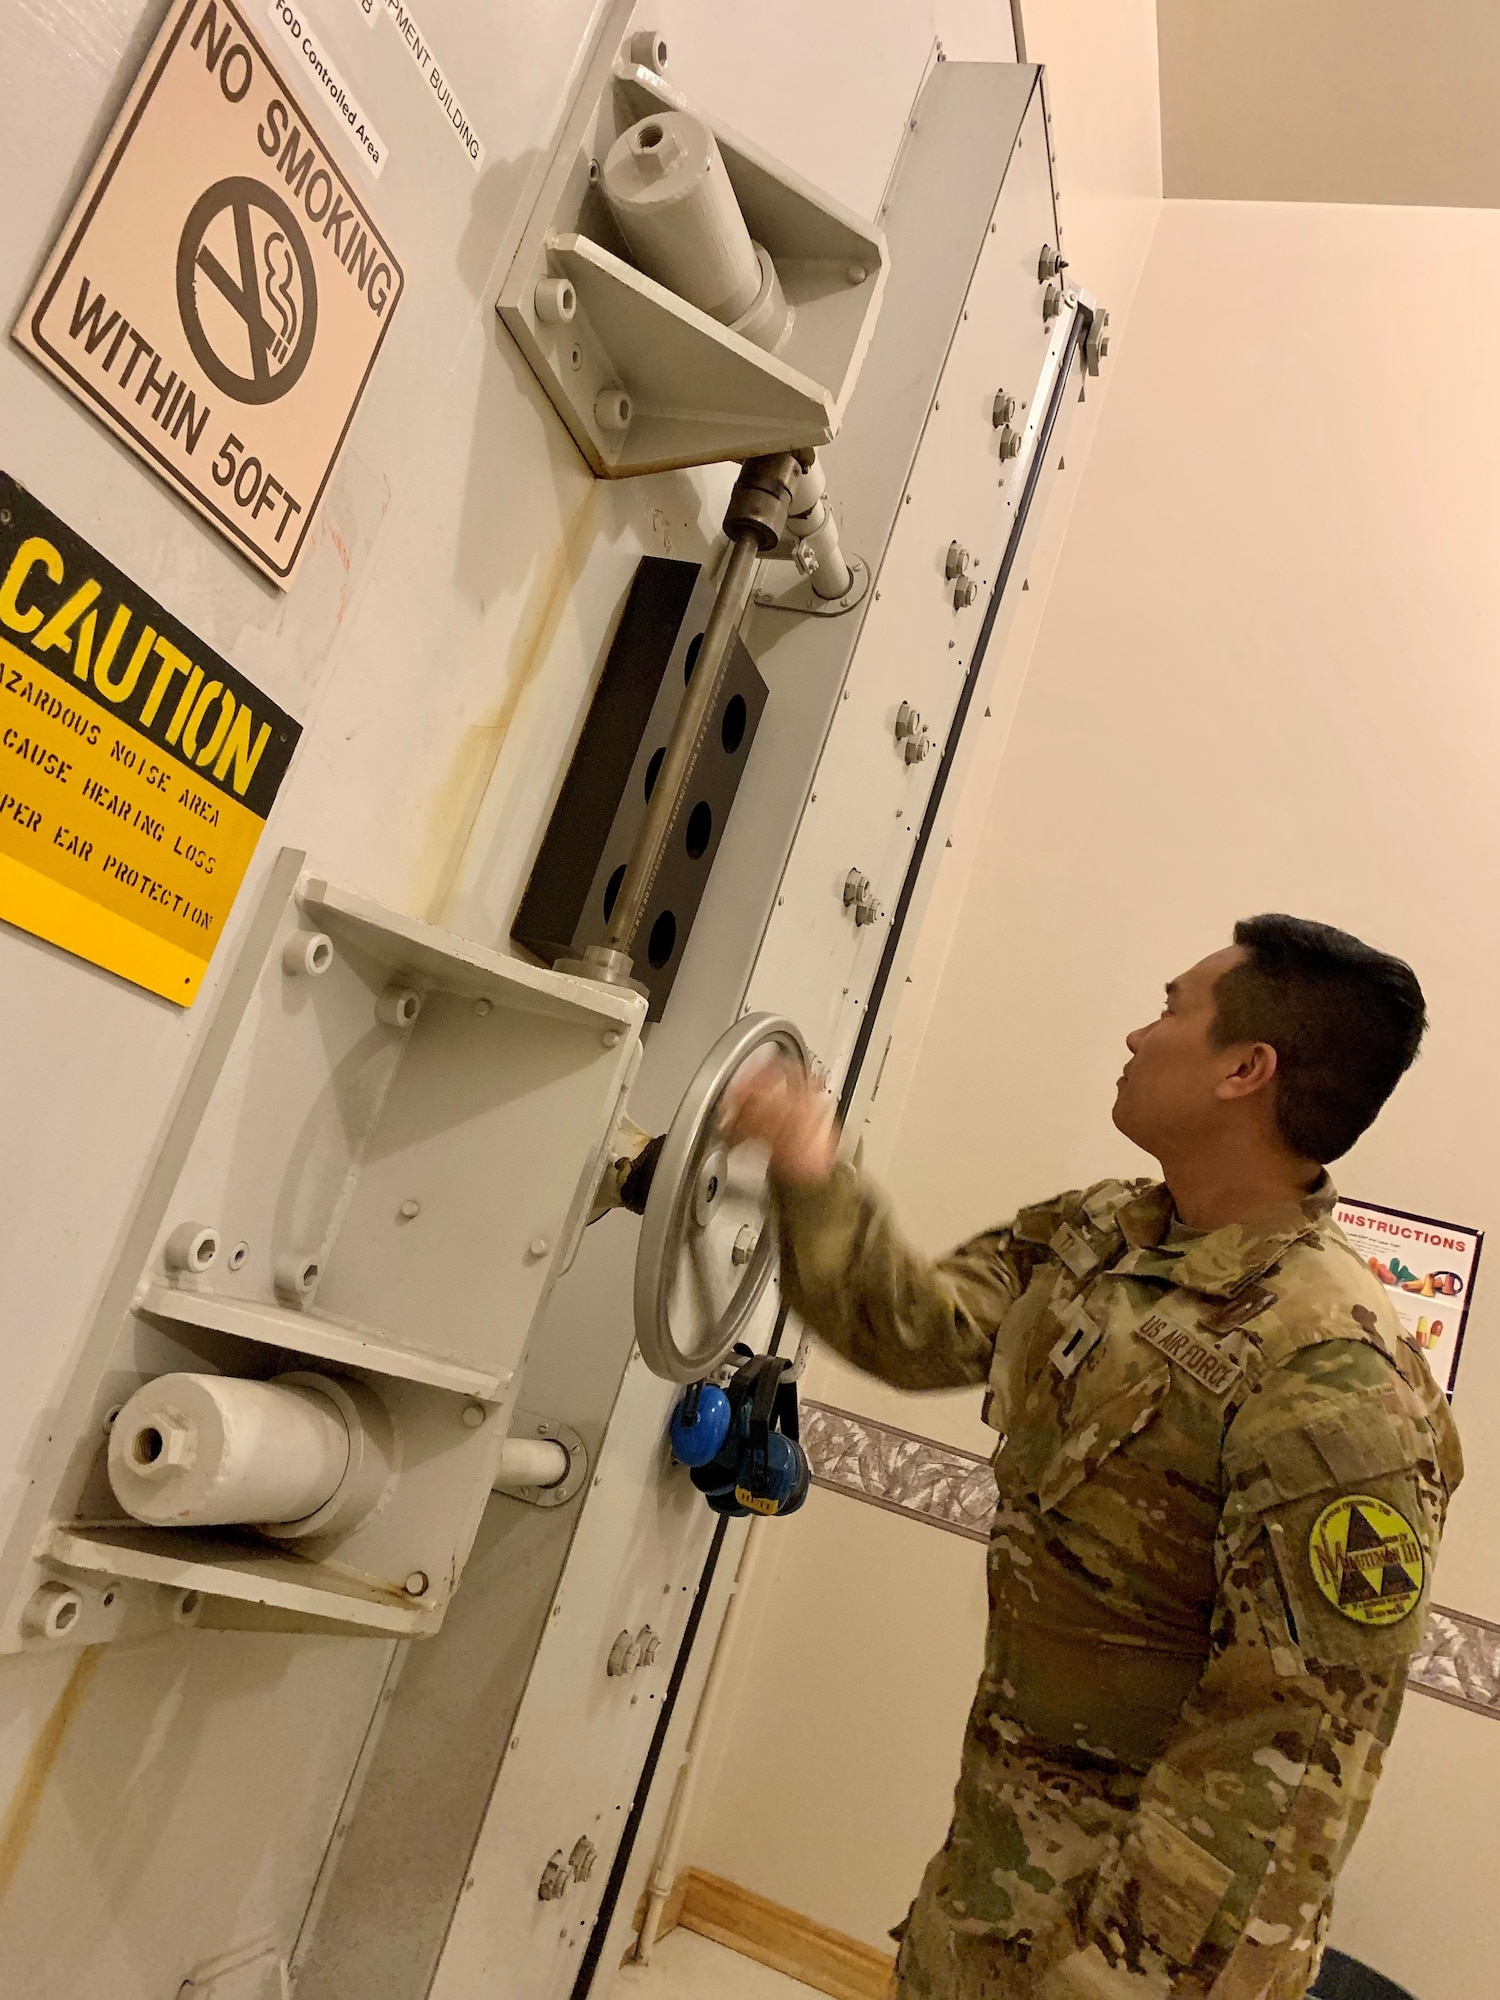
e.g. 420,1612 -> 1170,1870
954,577 -> 980,609
124,1406 -> 196,1480
594,386 -> 632,432
376,985 -> 423,1029
22,1582 -> 84,1642
164,1222 -> 219,1275
534,275 -> 577,325
282,932 -> 334,977
626,28 -> 668,71
274,1252 -> 321,1306
538,1850 -> 571,1901
569,1836 -> 598,1883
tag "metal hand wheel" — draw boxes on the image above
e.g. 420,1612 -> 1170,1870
634,1013 -> 809,1384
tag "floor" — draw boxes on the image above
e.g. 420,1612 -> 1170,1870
615,1926 -> 821,1997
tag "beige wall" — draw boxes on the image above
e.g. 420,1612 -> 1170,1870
1157,0 -> 1500,209
687,197 -> 1500,1990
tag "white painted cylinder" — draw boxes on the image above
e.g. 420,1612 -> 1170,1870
603,111 -> 763,326
492,1437 -> 570,1493
108,1373 -> 351,1529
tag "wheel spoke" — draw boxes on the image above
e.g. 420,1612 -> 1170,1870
687,1232 -> 719,1327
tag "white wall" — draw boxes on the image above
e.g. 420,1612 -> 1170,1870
688,196 -> 1500,1995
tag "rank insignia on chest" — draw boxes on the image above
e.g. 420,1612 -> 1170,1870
1049,1298 -> 1104,1379
1308,1494 -> 1425,1625
1134,1309 -> 1243,1395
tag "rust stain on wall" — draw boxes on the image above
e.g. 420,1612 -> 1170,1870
0,1645 -> 104,1905
416,484 -> 600,927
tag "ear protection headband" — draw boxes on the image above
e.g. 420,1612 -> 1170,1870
671,1351 -> 809,1520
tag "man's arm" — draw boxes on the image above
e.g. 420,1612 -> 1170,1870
720,1054 -> 1048,1391
1039,1339 -> 1457,2000
774,1164 -> 1045,1391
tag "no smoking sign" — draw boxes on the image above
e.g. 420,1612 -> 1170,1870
15,0 -> 403,586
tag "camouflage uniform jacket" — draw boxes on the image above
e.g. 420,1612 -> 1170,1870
773,1168 -> 1463,2000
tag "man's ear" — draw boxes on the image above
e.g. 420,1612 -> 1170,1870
1214,1041 -> 1278,1103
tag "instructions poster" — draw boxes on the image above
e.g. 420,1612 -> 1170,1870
1335,1197 -> 1482,1397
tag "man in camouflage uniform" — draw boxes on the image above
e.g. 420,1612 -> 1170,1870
724,916 -> 1462,2000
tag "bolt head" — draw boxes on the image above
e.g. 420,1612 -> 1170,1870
731,1224 -> 758,1266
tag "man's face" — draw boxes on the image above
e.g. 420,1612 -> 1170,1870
1112,945 -> 1248,1157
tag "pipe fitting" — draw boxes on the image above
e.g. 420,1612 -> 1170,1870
725,452 -> 799,553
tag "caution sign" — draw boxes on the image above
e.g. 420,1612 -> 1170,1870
14,0 -> 403,587
0,473 -> 298,1001
1309,1493 -> 1425,1628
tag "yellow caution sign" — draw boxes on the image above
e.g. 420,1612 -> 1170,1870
0,473 -> 297,1002
1308,1493 -> 1425,1628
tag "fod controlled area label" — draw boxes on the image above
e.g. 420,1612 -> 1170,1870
14,0 -> 403,587
0,475 -> 298,1003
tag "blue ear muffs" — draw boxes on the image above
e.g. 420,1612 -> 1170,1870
734,1366 -> 809,1517
674,1352 -> 810,1520
670,1381 -> 733,1467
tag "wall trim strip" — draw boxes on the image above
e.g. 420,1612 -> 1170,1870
801,1400 -> 1500,1720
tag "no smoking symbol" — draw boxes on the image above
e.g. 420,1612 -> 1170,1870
176,176 -> 318,405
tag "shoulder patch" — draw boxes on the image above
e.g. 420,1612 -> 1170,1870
1136,1309 -> 1243,1396
1309,1494 -> 1424,1626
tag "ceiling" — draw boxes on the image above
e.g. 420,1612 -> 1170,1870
1156,0 -> 1500,207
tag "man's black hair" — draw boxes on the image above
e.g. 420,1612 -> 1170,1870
1212,915 -> 1426,1163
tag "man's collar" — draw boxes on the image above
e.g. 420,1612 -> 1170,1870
1112,1173 -> 1336,1297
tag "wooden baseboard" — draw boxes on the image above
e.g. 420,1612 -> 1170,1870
670,1867 -> 895,2000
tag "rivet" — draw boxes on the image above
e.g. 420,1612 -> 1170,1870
404,1571 -> 429,1597
474,998 -> 493,1016
602,1029 -> 621,1048
462,1404 -> 487,1429
528,1236 -> 551,1259
399,1199 -> 421,1220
